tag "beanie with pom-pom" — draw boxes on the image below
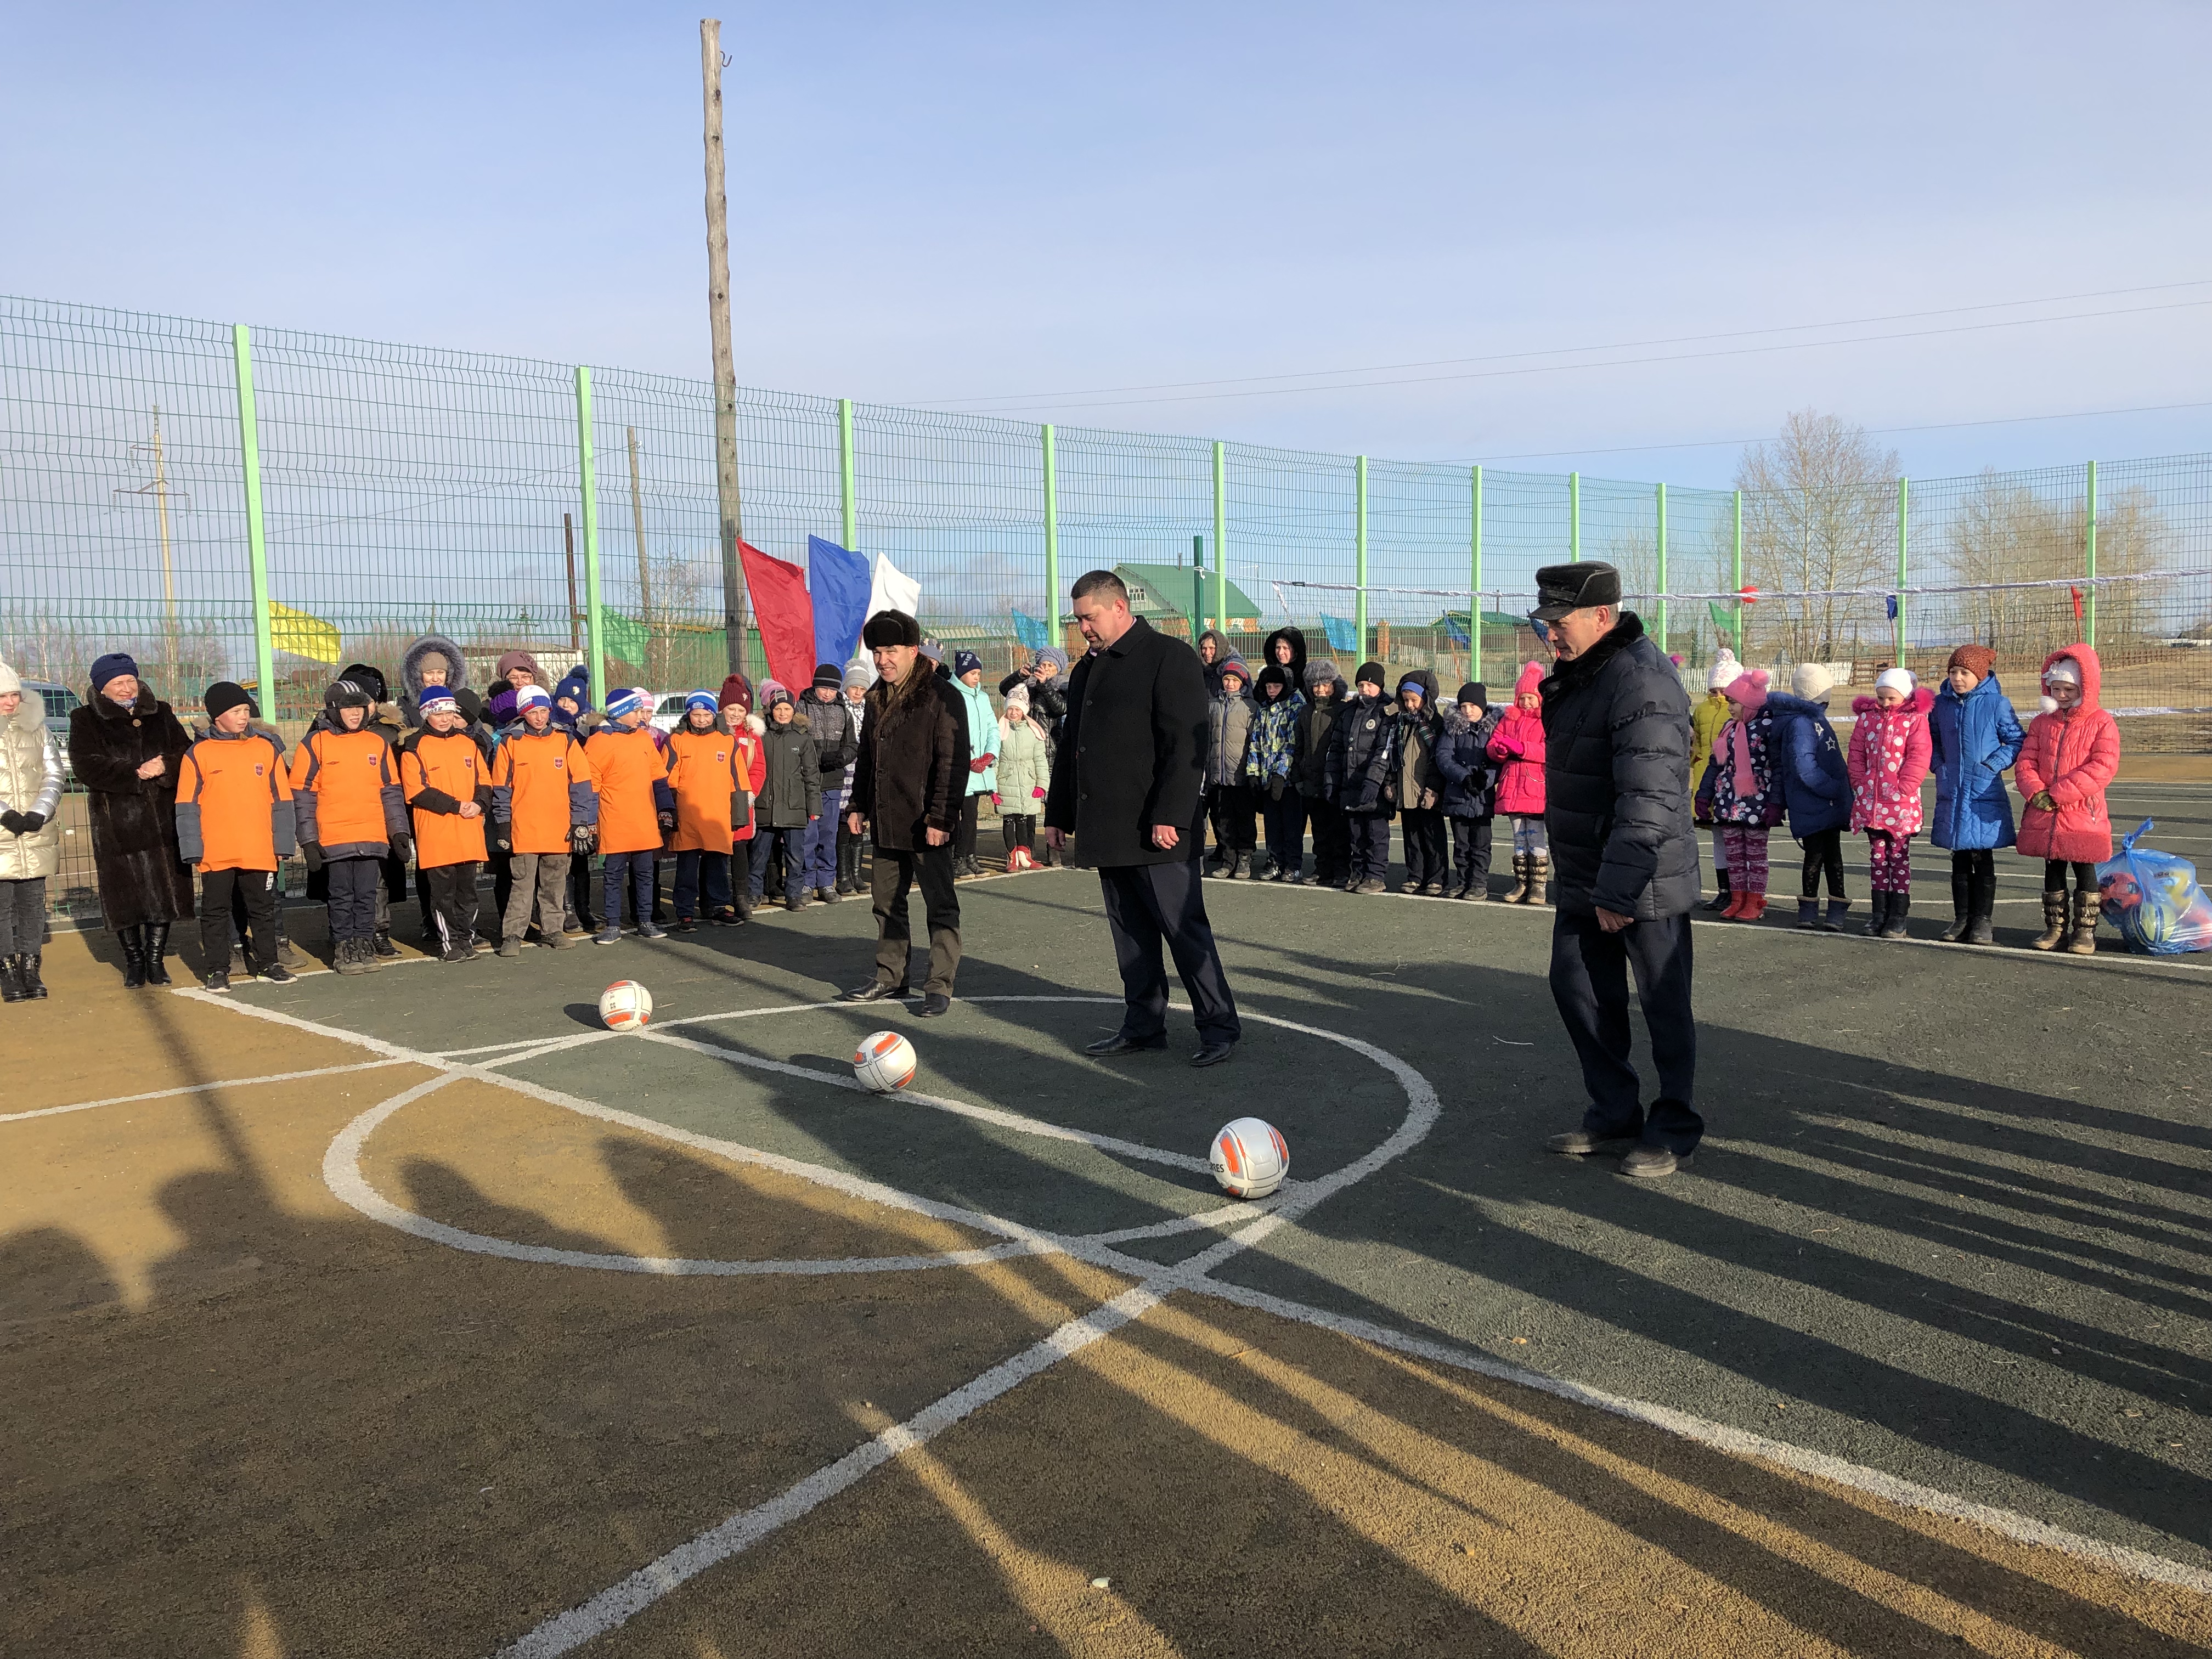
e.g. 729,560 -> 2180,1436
1707,648 -> 1741,691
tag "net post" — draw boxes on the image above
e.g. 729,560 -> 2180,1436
1895,475 -> 1909,664
1568,470 -> 1581,561
1469,464 -> 1483,682
1212,439 -> 1228,645
1654,481 -> 1668,654
575,366 -> 606,709
838,398 -> 857,551
1731,488 -> 1746,658
1042,424 -> 1059,641
1355,455 -> 1369,660
230,324 -> 275,707
2084,459 -> 2098,647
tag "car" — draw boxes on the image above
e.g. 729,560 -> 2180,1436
22,681 -> 79,779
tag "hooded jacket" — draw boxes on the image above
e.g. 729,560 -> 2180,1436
1538,613 -> 1699,920
1928,672 -> 2025,850
400,634 -> 470,728
951,675 -> 997,798
1762,692 -> 1851,838
67,681 -> 197,927
176,725 -> 295,871
1260,626 -> 1308,690
1847,686 -> 1934,836
1393,669 -> 1443,810
1196,629 -> 1232,693
1689,690 -> 1730,800
1324,689 -> 1399,814
853,665 -> 969,853
1293,665 -> 1347,798
0,662 -> 65,882
994,707 -> 1051,808
1245,682 -> 1306,791
1206,679 -> 1257,790
1433,701 -> 1503,819
751,707 -> 823,829
998,650 -> 1070,743
2015,645 -> 2120,864
1486,662 -> 1548,817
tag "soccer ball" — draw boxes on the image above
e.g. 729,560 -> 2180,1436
1209,1117 -> 1289,1199
854,1029 -> 918,1093
598,980 -> 653,1032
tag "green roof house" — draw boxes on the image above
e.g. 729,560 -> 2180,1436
1113,563 -> 1262,634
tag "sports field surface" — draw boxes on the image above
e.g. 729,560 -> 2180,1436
5,772 -> 2209,1657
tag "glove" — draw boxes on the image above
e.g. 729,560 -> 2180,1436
658,809 -> 677,831
18,810 -> 44,834
571,824 -> 597,854
969,757 -> 989,774
391,833 -> 414,865
493,834 -> 512,854
1032,787 -> 1046,799
992,792 -> 1003,806
0,810 -> 24,836
302,841 -> 325,873
2028,790 -> 2057,813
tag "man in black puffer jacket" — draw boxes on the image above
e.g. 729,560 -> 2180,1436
1533,562 -> 1702,1179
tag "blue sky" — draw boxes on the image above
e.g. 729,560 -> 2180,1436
8,1 -> 2211,487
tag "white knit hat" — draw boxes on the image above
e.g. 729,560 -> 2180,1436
1707,648 -> 1741,691
1874,667 -> 1916,697
1791,661 -> 1836,700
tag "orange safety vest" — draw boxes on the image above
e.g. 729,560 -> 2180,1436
664,724 -> 755,849
585,725 -> 667,855
402,731 -> 489,868
490,726 -> 595,854
290,726 -> 400,856
176,731 -> 292,872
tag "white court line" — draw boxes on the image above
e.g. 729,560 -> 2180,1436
0,1058 -> 412,1124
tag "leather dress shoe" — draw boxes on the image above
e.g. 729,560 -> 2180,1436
1546,1130 -> 1640,1156
841,980 -> 912,1002
1085,1031 -> 1167,1056
1618,1144 -> 1693,1178
916,992 -> 951,1017
1188,1040 -> 1235,1068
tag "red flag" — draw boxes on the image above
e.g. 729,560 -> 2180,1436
737,540 -> 818,692
2069,585 -> 2084,622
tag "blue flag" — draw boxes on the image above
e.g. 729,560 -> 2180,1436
1886,594 -> 1900,620
1011,608 -> 1048,652
1441,613 -> 1470,647
1321,612 -> 1359,652
807,534 -> 872,668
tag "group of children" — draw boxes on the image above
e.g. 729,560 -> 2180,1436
1192,626 -> 1554,904
1692,641 -> 2121,951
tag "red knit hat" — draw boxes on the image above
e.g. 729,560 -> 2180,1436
718,672 -> 753,713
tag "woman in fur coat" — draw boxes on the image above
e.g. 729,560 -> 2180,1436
67,651 -> 195,985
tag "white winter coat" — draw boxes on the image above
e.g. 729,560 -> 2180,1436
0,663 -> 65,882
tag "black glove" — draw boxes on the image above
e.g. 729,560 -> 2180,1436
657,809 -> 677,831
0,810 -> 24,836
391,832 -> 414,864
571,824 -> 597,854
301,840 -> 325,873
18,810 -> 44,833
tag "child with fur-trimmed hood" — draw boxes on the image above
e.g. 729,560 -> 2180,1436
1432,681 -> 1502,900
1245,663 -> 1308,881
2015,644 -> 2119,953
1393,668 -> 1447,895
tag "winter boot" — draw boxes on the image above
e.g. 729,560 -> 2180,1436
230,933 -> 253,977
1962,865 -> 1997,945
1861,890 -> 1892,936
1821,896 -> 1850,933
1523,853 -> 1550,906
1502,854 -> 1528,904
1880,893 -> 1911,940
1794,897 -> 1821,930
372,928 -> 399,960
1940,866 -> 1972,942
334,938 -> 370,977
1740,893 -> 1769,923
2064,887 -> 2100,955
1222,851 -> 1244,880
24,952 -> 47,1000
2029,890 -> 2067,951
143,921 -> 172,986
1457,875 -> 1487,901
1719,890 -> 1750,919
1,956 -> 24,1003
273,907 -> 306,967
1703,868 -> 1733,911
118,924 -> 148,989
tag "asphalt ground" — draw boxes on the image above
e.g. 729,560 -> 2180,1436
4,767 -> 2209,1656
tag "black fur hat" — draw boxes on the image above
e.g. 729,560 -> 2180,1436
862,610 -> 923,649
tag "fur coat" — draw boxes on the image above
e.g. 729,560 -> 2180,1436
67,685 -> 196,927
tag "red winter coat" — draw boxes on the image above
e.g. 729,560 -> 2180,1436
1487,709 -> 1547,816
1847,686 -> 1933,835
2015,645 -> 2120,864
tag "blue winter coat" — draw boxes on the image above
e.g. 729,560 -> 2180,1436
1763,693 -> 1850,839
1432,705 -> 1501,818
1928,674 -> 2025,850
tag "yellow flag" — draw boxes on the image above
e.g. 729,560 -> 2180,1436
270,601 -> 341,664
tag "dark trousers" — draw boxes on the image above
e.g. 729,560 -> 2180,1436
836,814 -> 865,888
324,856 -> 381,943
1799,827 -> 1846,899
602,850 -> 656,927
871,844 -> 960,993
1261,788 -> 1306,872
2044,858 -> 2097,894
1951,847 -> 1995,916
805,788 -> 844,888
201,867 -> 277,973
1345,810 -> 1392,885
0,876 -> 44,957
1097,856 -> 1241,1046
1548,910 -> 1701,1154
1209,785 -> 1257,855
488,843 -> 514,923
674,849 -> 732,918
1452,816 -> 1494,889
1001,813 -> 1036,855
1307,799 -> 1348,882
423,861 -> 480,949
1402,807 -> 1447,888
955,794 -> 981,860
567,850 -> 597,928
751,827 -> 808,903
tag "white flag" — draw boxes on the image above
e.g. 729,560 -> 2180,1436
866,552 -> 921,624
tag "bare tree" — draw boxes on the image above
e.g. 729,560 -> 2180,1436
1735,411 -> 1899,663
1942,472 -> 2169,653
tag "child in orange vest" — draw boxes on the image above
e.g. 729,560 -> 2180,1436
291,680 -> 409,975
585,688 -> 675,943
176,680 -> 298,990
665,691 -> 754,928
401,689 -> 492,961
489,684 -> 597,956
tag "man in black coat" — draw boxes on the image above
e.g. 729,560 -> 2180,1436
1045,571 -> 1240,1066
1533,562 -> 1703,1178
843,610 -> 969,1016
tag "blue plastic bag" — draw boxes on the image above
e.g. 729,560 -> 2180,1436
2096,820 -> 2212,955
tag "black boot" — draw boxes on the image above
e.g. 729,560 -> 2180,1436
1861,891 -> 1891,936
371,927 -> 399,960
118,923 -> 148,989
1963,864 -> 1997,946
143,921 -> 173,986
1703,868 -> 1733,911
25,952 -> 47,999
1941,865 -> 1972,942
1,956 -> 24,1003
1880,892 -> 1911,940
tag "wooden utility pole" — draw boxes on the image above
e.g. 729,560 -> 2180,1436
117,404 -> 183,686
627,425 -> 653,679
563,512 -> 581,653
701,18 -> 749,674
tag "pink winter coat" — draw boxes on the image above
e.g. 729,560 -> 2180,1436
1487,662 -> 1548,816
2015,645 -> 2120,864
1847,686 -> 1933,835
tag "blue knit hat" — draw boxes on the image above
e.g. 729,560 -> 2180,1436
90,652 -> 139,694
516,684 -> 552,712
953,649 -> 983,678
417,687 -> 459,716
606,687 -> 646,721
684,690 -> 717,712
554,667 -> 591,710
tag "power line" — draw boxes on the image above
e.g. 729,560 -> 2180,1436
915,278 -> 2212,409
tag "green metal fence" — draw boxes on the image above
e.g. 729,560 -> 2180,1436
7,292 -> 2211,921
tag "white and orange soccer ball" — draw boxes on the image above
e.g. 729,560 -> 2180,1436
597,980 -> 653,1032
853,1029 -> 918,1093
1209,1116 -> 1289,1199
